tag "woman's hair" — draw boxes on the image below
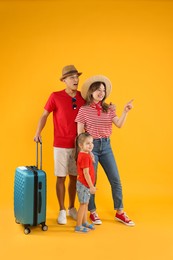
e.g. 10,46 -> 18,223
74,132 -> 92,161
85,81 -> 109,112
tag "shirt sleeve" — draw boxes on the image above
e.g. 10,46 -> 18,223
75,106 -> 85,124
80,154 -> 90,169
44,92 -> 56,113
110,108 -> 117,119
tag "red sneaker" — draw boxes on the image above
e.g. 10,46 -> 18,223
115,212 -> 135,226
90,212 -> 102,225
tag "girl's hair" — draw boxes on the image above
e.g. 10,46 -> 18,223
74,132 -> 92,161
85,81 -> 109,112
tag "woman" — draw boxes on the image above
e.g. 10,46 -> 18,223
75,75 -> 135,226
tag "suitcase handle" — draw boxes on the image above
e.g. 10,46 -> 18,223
36,141 -> 42,170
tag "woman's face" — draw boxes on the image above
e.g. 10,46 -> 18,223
92,83 -> 106,102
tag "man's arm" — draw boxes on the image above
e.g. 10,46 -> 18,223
34,109 -> 50,142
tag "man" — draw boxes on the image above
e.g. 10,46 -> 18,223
34,65 -> 85,224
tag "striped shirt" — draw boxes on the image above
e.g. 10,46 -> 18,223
75,105 -> 116,139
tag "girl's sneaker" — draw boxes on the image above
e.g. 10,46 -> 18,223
115,212 -> 135,226
75,226 -> 89,233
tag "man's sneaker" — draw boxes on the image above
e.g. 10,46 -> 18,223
57,210 -> 67,225
67,207 -> 77,220
90,212 -> 102,225
115,212 -> 135,226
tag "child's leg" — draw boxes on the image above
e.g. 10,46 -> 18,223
75,182 -> 91,232
82,204 -> 95,230
76,203 -> 87,227
82,203 -> 88,224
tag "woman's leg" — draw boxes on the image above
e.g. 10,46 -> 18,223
88,154 -> 98,212
88,140 -> 102,224
99,139 -> 123,210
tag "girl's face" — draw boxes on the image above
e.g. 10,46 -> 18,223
92,83 -> 105,103
80,136 -> 94,153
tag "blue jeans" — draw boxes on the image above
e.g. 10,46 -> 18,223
88,138 -> 123,211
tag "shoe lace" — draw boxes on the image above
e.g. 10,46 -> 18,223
92,212 -> 99,218
123,212 -> 131,222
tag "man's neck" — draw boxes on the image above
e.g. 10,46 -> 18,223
65,88 -> 77,97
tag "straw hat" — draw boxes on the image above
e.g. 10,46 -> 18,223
60,65 -> 82,81
81,75 -> 112,100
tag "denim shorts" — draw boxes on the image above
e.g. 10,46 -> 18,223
76,181 -> 90,204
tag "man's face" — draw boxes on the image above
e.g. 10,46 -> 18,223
63,74 -> 79,90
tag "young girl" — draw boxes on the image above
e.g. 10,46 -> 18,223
75,133 -> 96,233
75,75 -> 135,227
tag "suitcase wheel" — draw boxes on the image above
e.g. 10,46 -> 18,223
24,227 -> 31,235
15,219 -> 20,224
42,224 -> 48,231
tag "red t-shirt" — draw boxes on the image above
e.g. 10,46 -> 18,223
44,90 -> 85,148
77,152 -> 95,188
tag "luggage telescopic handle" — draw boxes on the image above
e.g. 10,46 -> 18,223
36,141 -> 42,170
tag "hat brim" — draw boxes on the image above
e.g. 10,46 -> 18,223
81,75 -> 112,100
60,72 -> 82,81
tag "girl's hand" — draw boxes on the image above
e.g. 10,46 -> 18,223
90,186 -> 96,194
124,99 -> 134,112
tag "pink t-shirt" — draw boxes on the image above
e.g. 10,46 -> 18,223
44,90 -> 85,148
77,152 -> 95,188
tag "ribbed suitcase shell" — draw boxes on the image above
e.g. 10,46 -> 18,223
14,166 -> 46,227
14,142 -> 48,234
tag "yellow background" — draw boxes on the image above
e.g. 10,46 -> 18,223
0,0 -> 173,259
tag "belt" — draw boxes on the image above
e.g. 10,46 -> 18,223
93,137 -> 110,141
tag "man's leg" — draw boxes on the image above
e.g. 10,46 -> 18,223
68,175 -> 77,209
56,176 -> 66,210
67,149 -> 78,220
56,176 -> 67,224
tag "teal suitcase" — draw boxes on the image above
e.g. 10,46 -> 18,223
14,142 -> 48,234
